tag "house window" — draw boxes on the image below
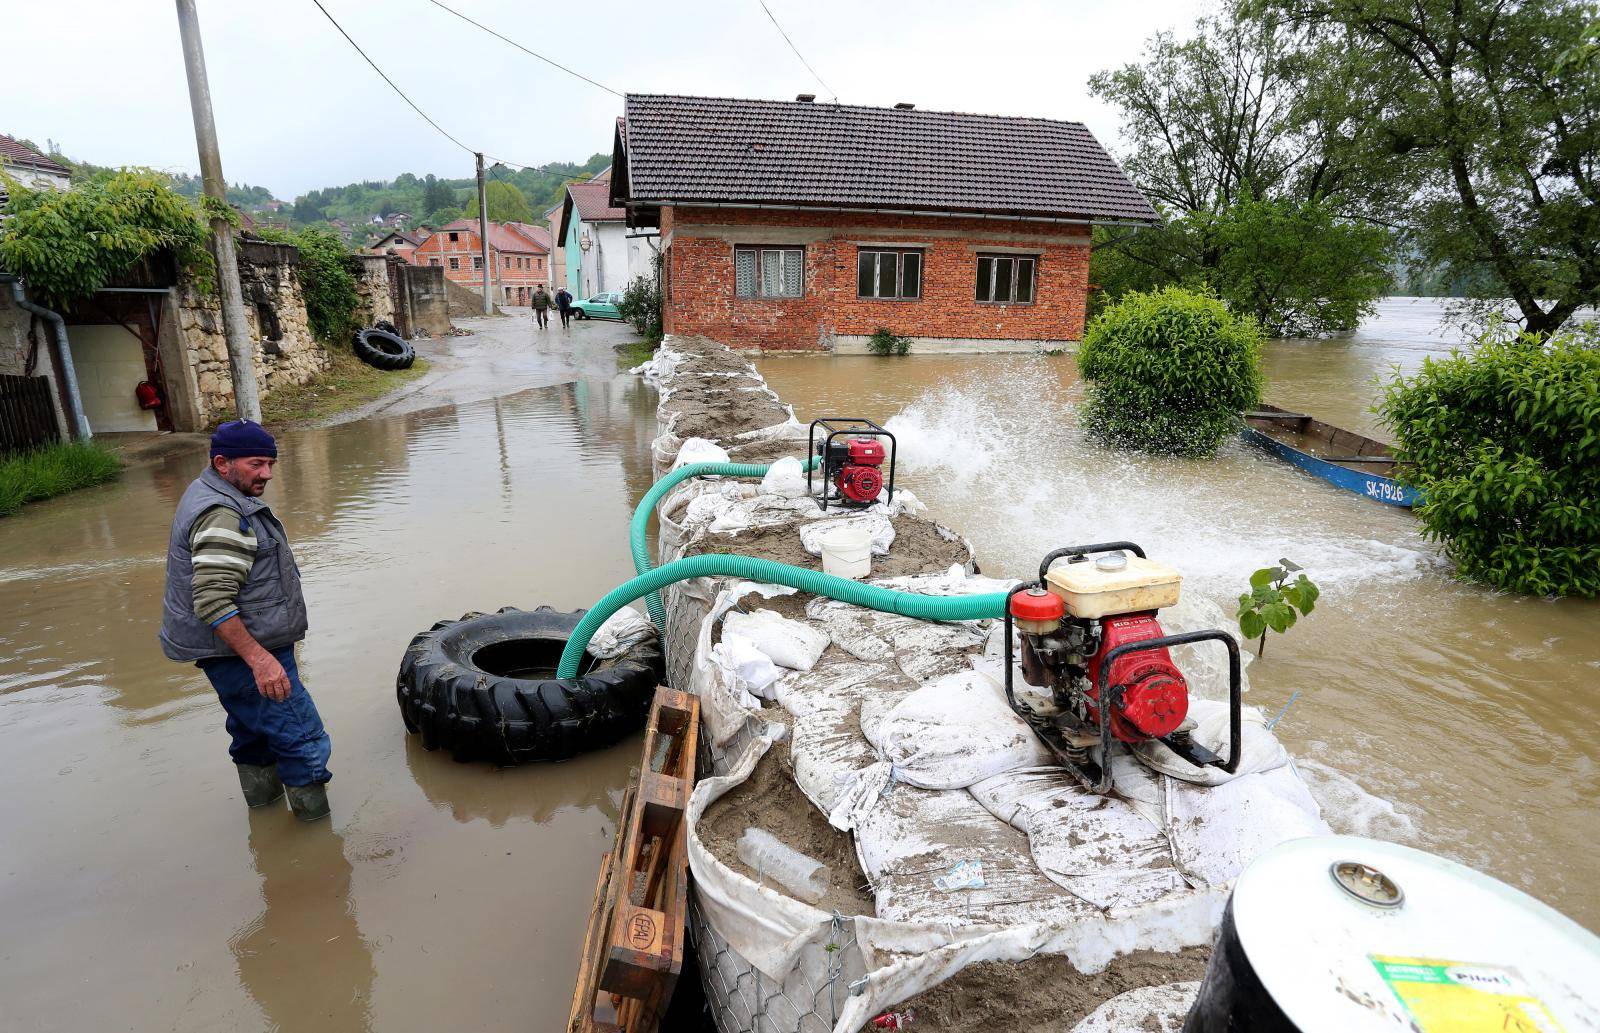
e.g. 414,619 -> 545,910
857,248 -> 923,300
505,256 -> 512,268
448,232 -> 459,242
472,256 -> 483,270
734,246 -> 804,298
975,253 -> 1037,304
429,257 -> 440,266
448,257 -> 460,270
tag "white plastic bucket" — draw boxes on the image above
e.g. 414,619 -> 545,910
819,525 -> 873,579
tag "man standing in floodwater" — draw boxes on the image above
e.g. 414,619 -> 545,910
159,420 -> 332,821
531,283 -> 554,329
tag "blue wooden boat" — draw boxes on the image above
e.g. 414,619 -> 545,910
1243,405 -> 1421,508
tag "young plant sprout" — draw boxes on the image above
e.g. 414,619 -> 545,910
1237,559 -> 1319,657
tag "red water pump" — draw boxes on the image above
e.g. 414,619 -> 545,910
808,418 -> 896,510
1003,542 -> 1242,793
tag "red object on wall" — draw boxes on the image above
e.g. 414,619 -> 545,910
135,380 -> 163,410
1084,613 -> 1189,742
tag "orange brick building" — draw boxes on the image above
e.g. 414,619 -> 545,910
411,219 -> 552,306
611,94 -> 1157,352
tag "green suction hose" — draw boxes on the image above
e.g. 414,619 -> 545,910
559,553 -> 1007,678
631,456 -> 820,628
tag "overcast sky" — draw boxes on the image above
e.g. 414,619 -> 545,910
8,0 -> 1209,199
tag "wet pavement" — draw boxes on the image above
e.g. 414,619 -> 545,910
0,314 -> 655,1032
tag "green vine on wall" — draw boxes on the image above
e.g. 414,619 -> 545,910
0,170 -> 216,307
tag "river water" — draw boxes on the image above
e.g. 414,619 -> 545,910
0,299 -> 1594,1032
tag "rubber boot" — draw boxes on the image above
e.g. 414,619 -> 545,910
237,763 -> 285,808
285,783 -> 331,822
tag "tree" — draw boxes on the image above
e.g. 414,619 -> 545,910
1267,0 -> 1600,335
470,180 -> 533,223
1089,4 -> 1392,334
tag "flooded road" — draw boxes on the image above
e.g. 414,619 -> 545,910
0,318 -> 658,1032
2,299 -> 1595,1032
758,297 -> 1600,930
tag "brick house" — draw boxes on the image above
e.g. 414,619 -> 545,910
410,219 -> 551,306
368,229 -> 425,263
610,94 -> 1157,352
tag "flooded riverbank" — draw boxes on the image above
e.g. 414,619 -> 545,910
1,299 -> 1594,1032
757,297 -> 1600,929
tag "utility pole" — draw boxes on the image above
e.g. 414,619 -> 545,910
475,152 -> 492,314
175,0 -> 261,422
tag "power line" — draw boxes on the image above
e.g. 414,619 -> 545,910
308,0 -> 475,156
423,0 -> 623,98
757,0 -> 836,100
308,0 -> 549,170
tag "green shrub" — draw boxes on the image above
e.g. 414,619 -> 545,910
1078,286 -> 1263,456
868,328 -> 910,356
617,260 -> 663,344
255,226 -> 360,343
0,441 -> 123,517
0,170 -> 214,307
1379,332 -> 1600,597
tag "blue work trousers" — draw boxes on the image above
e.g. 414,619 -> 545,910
199,645 -> 332,787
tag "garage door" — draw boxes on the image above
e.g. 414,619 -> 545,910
70,323 -> 156,433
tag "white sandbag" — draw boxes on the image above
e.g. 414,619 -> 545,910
799,512 -> 896,557
584,605 -> 656,659
711,634 -> 784,700
759,455 -> 810,497
722,608 -> 830,671
866,670 -> 1052,790
671,436 -> 731,470
1133,698 -> 1285,785
1164,761 -> 1328,887
1070,982 -> 1201,1033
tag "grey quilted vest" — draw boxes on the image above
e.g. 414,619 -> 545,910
159,467 -> 309,662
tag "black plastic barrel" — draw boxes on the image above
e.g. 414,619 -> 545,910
1181,899 -> 1300,1032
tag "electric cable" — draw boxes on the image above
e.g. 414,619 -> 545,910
308,0 -> 550,171
757,0 -> 837,100
422,0 -> 622,98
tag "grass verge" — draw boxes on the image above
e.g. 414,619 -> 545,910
617,336 -> 660,369
0,441 -> 123,517
261,347 -> 430,426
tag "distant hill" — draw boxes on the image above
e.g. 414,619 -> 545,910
31,141 -> 610,246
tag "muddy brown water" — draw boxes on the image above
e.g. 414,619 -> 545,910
2,301 -> 1595,1033
758,297 -> 1600,935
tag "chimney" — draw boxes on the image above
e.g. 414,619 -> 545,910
795,93 -> 816,103
894,102 -> 915,110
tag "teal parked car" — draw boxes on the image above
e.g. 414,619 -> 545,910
570,292 -> 622,320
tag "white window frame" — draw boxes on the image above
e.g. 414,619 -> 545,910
857,247 -> 923,300
975,253 -> 1038,305
734,246 -> 805,299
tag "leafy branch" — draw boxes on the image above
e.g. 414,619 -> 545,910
1237,558 -> 1319,656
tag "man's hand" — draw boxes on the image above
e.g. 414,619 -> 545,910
214,615 -> 292,702
249,652 -> 292,702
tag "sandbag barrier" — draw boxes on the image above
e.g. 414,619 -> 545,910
629,335 -> 1326,1033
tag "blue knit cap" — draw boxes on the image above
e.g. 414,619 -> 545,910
210,420 -> 278,459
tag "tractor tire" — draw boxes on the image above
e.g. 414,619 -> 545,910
396,606 -> 663,766
352,327 -> 415,371
375,320 -> 399,336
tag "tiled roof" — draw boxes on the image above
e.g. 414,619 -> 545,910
505,221 -> 553,251
568,181 -> 624,222
618,94 -> 1157,224
0,135 -> 70,176
440,218 -> 549,253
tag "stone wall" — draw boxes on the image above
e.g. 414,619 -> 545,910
351,254 -> 396,329
176,238 -> 329,424
0,290 -> 35,376
404,265 -> 451,336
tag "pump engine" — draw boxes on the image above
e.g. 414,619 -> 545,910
1003,542 -> 1242,792
808,418 -> 897,510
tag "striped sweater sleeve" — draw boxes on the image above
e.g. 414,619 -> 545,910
189,506 -> 258,627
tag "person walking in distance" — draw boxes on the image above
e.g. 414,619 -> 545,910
159,421 -> 332,821
555,286 -> 574,329
530,284 -> 554,329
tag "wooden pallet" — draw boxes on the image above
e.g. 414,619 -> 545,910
568,686 -> 699,1033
